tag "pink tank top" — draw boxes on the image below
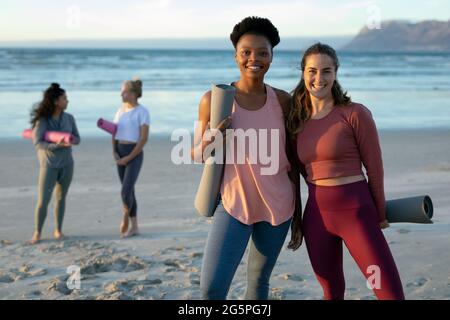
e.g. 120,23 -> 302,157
220,85 -> 295,226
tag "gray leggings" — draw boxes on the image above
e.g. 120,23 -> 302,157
116,144 -> 143,218
200,205 -> 291,300
34,165 -> 74,233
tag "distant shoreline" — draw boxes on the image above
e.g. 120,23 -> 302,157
1,47 -> 449,54
0,36 -> 353,51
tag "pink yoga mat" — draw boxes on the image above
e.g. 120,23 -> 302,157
97,118 -> 117,135
22,129 -> 73,144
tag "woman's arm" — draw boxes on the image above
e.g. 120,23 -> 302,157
112,109 -> 120,160
191,91 -> 211,163
273,88 -> 304,250
288,174 -> 303,250
112,136 -> 119,160
70,115 -> 81,145
190,91 -> 231,163
351,104 -> 387,224
287,136 -> 303,251
33,119 -> 60,151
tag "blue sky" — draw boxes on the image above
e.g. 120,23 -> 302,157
0,0 -> 448,41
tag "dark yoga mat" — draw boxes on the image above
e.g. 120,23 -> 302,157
386,195 -> 433,224
194,84 -> 235,217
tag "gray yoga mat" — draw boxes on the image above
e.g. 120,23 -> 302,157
386,195 -> 433,224
194,84 -> 235,217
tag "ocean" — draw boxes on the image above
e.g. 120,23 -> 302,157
0,48 -> 449,138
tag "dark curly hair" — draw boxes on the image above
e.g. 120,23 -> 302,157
30,83 -> 65,128
230,16 -> 280,49
287,43 -> 352,137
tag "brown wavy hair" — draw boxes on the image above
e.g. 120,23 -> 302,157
30,83 -> 65,128
287,43 -> 351,137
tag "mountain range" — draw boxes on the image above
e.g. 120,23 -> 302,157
343,19 -> 450,52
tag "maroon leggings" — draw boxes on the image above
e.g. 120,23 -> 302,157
303,180 -> 404,300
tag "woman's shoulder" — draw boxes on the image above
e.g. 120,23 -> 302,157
198,90 -> 212,111
34,117 -> 48,127
137,104 -> 150,113
115,106 -> 124,114
63,112 -> 76,120
200,90 -> 212,103
270,86 -> 292,114
339,102 -> 372,117
338,102 -> 375,126
269,86 -> 291,101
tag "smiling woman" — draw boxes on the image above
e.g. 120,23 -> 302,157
191,16 -> 301,301
287,43 -> 405,300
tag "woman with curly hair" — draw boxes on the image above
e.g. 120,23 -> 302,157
192,16 -> 300,300
30,83 -> 80,244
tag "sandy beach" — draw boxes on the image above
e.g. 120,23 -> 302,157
0,129 -> 449,300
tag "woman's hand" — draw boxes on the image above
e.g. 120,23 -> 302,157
379,219 -> 390,229
217,116 -> 232,132
116,156 -> 130,166
287,218 -> 303,251
195,117 -> 232,162
204,117 -> 232,145
56,137 -> 71,148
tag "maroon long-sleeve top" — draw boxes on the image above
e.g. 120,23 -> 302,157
296,102 -> 386,222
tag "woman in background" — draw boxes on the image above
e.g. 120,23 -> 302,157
30,83 -> 80,244
112,78 -> 150,238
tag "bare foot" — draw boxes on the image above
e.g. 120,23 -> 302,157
120,214 -> 129,236
29,232 -> 41,245
54,230 -> 65,241
123,227 -> 139,238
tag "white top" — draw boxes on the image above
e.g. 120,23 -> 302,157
113,104 -> 150,143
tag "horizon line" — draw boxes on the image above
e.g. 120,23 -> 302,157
0,36 -> 354,50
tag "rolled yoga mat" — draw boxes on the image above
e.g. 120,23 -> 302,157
22,129 -> 74,144
194,84 -> 235,217
97,118 -> 117,135
386,195 -> 433,224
